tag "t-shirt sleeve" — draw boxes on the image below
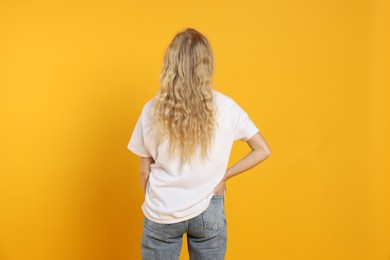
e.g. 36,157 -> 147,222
229,99 -> 259,142
127,114 -> 152,157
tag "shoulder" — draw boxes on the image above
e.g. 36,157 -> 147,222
212,89 -> 235,105
212,89 -> 241,110
144,98 -> 155,109
140,97 -> 156,114
137,97 -> 156,123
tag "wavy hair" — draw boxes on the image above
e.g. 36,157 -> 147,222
152,28 -> 216,166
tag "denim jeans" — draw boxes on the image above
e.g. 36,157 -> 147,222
141,194 -> 227,260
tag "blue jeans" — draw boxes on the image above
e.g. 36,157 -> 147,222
141,194 -> 227,260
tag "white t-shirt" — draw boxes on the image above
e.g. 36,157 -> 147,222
127,89 -> 259,224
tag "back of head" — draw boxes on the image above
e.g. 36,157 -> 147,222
153,28 -> 216,166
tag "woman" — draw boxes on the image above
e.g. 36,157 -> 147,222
127,28 -> 271,260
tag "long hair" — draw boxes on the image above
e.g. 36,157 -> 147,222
152,28 -> 216,166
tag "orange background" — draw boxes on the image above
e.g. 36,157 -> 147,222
0,0 -> 389,259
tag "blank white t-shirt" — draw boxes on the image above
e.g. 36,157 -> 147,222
127,89 -> 259,224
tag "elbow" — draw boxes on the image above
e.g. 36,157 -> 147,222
253,147 -> 271,162
263,147 -> 272,158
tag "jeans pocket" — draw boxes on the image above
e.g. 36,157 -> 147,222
144,217 -> 168,232
201,197 -> 226,231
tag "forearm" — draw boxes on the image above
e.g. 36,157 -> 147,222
139,156 -> 154,195
222,149 -> 270,182
140,172 -> 150,195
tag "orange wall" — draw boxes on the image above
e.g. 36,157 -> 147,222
0,0 -> 389,259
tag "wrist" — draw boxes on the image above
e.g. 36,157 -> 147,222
223,173 -> 231,182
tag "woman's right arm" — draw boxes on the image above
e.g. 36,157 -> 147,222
223,131 -> 271,182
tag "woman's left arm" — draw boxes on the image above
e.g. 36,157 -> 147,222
140,156 -> 154,195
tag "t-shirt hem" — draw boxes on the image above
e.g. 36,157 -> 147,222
127,143 -> 151,157
240,128 -> 259,142
142,194 -> 214,224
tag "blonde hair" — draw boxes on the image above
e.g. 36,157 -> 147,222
152,28 -> 216,166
